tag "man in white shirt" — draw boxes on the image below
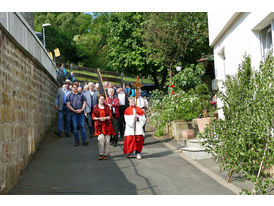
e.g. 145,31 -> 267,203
136,89 -> 149,134
136,89 -> 148,113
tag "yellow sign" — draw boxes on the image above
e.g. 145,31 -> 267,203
54,48 -> 60,57
48,52 -> 53,60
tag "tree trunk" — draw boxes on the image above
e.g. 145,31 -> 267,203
169,62 -> 173,83
151,66 -> 160,89
160,68 -> 168,89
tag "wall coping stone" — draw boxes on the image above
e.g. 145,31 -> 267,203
0,12 -> 57,81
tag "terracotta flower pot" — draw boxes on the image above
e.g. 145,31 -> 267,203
181,129 -> 195,139
195,117 -> 211,133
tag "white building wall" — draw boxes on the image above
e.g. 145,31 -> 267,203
208,12 -> 274,119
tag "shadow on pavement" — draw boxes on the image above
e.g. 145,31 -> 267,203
9,126 -> 137,195
143,137 -> 174,146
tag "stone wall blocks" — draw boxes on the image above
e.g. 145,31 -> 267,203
0,26 -> 58,194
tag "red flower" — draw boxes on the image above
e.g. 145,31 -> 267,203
210,101 -> 216,105
171,90 -> 175,95
171,85 -> 175,88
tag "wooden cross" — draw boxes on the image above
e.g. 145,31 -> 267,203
132,76 -> 144,135
131,76 -> 144,101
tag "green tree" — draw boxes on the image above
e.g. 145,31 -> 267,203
106,12 -> 163,88
34,12 -> 92,64
143,12 -> 212,82
73,13 -> 110,68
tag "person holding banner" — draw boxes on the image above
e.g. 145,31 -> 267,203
92,94 -> 115,160
123,96 -> 146,160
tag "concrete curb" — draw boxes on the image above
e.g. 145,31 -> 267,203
162,141 -> 242,195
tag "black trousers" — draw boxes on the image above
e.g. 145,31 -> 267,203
118,105 -> 126,138
111,116 -> 120,143
85,111 -> 94,137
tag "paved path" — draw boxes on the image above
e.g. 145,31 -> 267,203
10,124 -> 234,195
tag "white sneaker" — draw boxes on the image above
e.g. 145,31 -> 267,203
136,153 -> 142,160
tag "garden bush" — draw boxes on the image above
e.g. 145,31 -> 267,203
149,86 -> 202,136
201,54 -> 274,194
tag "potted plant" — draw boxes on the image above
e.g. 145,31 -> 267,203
194,83 -> 212,133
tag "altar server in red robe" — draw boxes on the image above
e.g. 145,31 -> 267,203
123,96 -> 146,160
92,94 -> 115,160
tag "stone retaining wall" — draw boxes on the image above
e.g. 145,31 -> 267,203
0,14 -> 58,194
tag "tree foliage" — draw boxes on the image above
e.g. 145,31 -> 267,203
143,12 -> 212,81
34,12 -> 92,64
73,13 -> 110,68
106,13 -> 160,81
106,12 -> 211,88
171,64 -> 205,91
34,12 -> 211,86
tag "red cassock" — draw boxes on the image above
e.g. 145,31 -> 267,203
92,104 -> 115,136
123,106 -> 146,154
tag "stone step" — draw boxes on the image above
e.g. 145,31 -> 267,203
180,147 -> 212,160
186,139 -> 205,148
181,147 -> 205,152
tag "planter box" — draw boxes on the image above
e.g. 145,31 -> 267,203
171,120 -> 194,142
182,129 -> 195,139
194,117 -> 211,133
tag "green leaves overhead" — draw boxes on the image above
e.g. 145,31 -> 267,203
106,12 -> 211,88
107,13 -> 149,73
34,12 -> 211,87
171,64 -> 205,91
34,12 -> 93,64
143,12 -> 211,67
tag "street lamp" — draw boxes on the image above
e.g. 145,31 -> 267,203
42,23 -> 51,49
176,62 -> 182,72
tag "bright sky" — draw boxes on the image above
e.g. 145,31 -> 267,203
1,0 -> 272,12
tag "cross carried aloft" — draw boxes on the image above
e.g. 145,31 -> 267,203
132,76 -> 144,102
132,76 -> 144,135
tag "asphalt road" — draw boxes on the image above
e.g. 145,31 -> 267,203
9,124 -> 234,195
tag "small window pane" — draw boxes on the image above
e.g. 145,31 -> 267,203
260,25 -> 273,59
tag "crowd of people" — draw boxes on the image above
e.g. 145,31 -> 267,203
54,71 -> 149,160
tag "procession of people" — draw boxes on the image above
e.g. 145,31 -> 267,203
55,69 -> 149,160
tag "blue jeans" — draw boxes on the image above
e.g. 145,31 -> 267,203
71,113 -> 86,143
57,105 -> 70,134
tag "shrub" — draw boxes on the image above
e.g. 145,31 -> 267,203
149,88 -> 202,136
171,64 -> 205,91
201,54 -> 274,194
195,83 -> 213,117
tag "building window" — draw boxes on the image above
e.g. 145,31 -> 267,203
260,23 -> 273,59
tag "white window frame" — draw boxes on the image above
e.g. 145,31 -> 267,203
260,20 -> 274,60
